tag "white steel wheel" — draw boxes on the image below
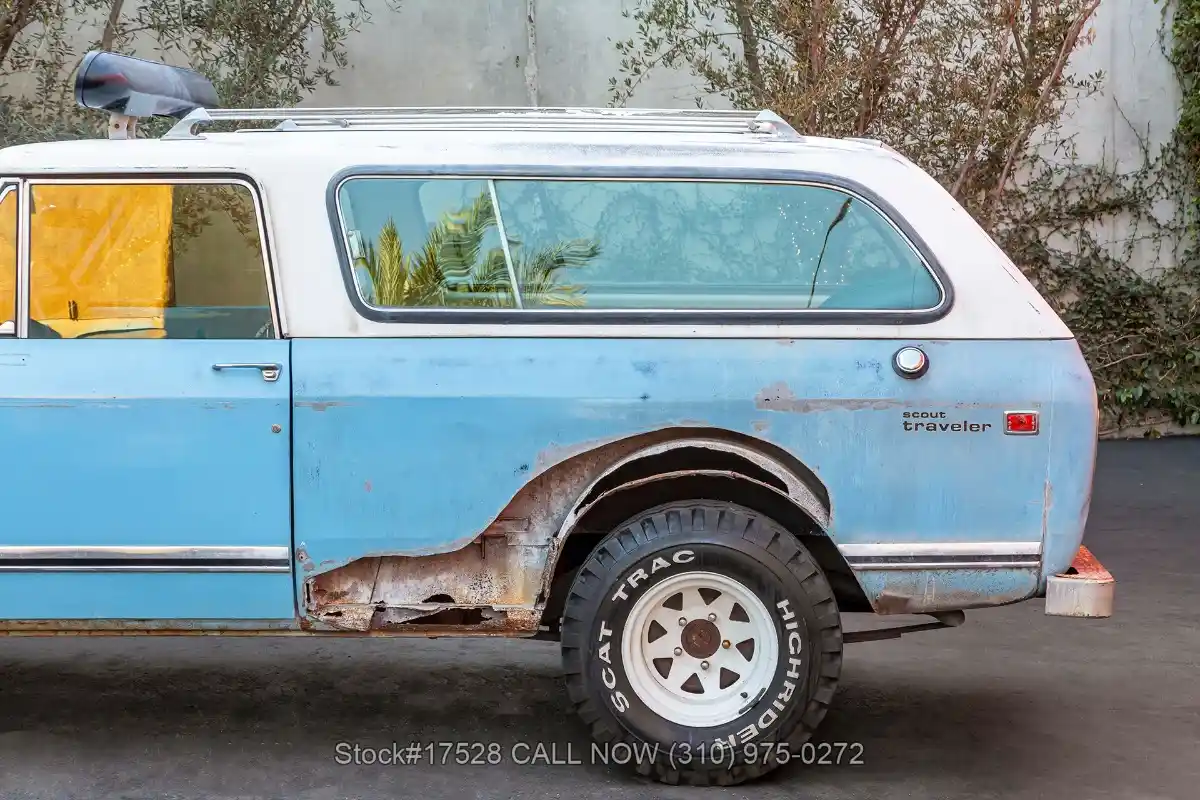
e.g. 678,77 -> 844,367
620,570 -> 780,728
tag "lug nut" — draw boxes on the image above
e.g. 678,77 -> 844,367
673,647 -> 682,657
707,613 -> 717,622
701,660 -> 710,670
722,640 -> 731,649
678,617 -> 687,626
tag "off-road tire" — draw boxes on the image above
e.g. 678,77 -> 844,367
560,500 -> 843,786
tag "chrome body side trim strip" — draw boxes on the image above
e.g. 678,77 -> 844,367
839,542 -> 1043,558
847,560 -> 1041,571
839,541 -> 1043,571
0,545 -> 291,573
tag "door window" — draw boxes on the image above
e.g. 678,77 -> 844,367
27,182 -> 274,339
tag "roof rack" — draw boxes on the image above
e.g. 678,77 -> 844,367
843,136 -> 905,157
161,106 -> 803,141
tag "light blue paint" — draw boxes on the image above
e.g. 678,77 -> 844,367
0,333 -> 1096,624
0,573 -> 295,620
1040,340 -> 1101,586
854,568 -> 1040,612
0,340 -> 295,621
291,337 -> 1096,611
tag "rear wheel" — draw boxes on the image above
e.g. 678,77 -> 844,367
560,501 -> 843,785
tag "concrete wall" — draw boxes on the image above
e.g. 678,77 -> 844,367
310,0 -> 1178,149
9,0 -> 1182,271
305,0 -> 1183,273
304,0 -> 729,109
1055,0 -> 1184,274
17,0 -> 1180,185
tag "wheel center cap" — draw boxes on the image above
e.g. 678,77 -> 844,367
680,618 -> 721,659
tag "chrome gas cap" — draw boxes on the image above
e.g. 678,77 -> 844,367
893,346 -> 929,379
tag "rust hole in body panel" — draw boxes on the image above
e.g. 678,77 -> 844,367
305,538 -> 544,634
305,427 -> 841,636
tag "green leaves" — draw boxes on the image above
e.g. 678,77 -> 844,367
613,0 -> 1199,434
364,189 -> 598,310
0,0 -> 399,146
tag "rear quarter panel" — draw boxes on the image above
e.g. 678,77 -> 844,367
291,336 -> 1097,614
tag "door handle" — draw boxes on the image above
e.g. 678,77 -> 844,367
212,363 -> 282,382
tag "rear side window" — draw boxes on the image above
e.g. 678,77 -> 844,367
336,177 -> 942,314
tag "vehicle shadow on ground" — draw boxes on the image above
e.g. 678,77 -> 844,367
0,636 -> 1060,794
3,440 -> 1196,799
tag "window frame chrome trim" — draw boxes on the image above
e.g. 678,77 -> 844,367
15,173 -> 284,339
326,165 -> 954,326
15,181 -> 29,338
0,182 -> 17,336
487,178 -> 524,308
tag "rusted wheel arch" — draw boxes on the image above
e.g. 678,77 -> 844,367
301,428 -> 863,635
552,436 -> 832,540
541,437 -> 868,631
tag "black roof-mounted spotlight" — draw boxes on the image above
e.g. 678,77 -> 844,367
74,50 -> 220,139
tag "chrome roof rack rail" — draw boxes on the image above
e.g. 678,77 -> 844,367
842,136 -> 904,156
162,106 -> 803,141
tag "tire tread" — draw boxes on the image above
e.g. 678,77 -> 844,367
560,500 -> 843,786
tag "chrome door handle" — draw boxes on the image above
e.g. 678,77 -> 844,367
212,363 -> 282,382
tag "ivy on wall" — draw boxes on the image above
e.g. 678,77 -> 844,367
612,0 -> 1199,435
1167,0 -> 1200,188
1059,0 -> 1200,433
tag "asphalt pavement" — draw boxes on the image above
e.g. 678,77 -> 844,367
0,438 -> 1197,799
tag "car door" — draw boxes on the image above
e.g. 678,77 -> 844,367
0,176 -> 295,624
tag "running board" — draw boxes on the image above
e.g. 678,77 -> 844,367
843,610 -> 966,643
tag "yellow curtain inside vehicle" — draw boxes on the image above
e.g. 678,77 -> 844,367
0,190 -> 14,324
31,184 -> 173,338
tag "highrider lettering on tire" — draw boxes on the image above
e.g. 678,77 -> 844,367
560,501 -> 843,786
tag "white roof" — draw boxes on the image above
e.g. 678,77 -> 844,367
0,126 -> 892,173
0,110 -> 1071,340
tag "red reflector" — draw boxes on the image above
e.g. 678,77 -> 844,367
1005,411 -> 1039,435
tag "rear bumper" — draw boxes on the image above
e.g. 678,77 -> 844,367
1044,546 -> 1114,618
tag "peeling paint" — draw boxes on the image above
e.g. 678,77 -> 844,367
755,382 -> 903,413
533,433 -> 628,473
294,401 -> 348,412
754,382 -> 1042,413
1040,479 -> 1054,540
4,402 -> 74,409
862,568 -> 1039,614
296,547 -> 315,573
